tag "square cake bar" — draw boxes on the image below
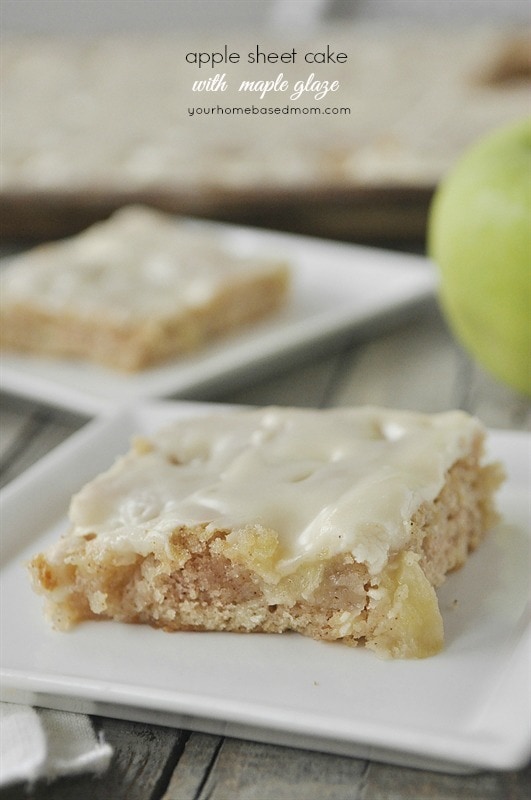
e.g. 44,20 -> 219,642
29,405 -> 504,658
0,206 -> 290,371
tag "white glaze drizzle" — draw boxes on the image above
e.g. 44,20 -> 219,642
69,406 -> 482,576
0,206 -> 287,322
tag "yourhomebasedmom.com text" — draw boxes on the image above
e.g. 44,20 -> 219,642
187,104 -> 351,116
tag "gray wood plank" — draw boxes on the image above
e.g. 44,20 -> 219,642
330,310 -> 463,413
0,401 -> 35,459
3,742 -> 529,800
164,734 -> 367,800
0,402 -> 87,488
162,733 -> 222,800
218,350 -> 346,410
163,734 -> 531,800
362,758 -> 531,800
92,718 -> 188,800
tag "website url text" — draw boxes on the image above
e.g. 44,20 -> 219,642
187,104 -> 351,117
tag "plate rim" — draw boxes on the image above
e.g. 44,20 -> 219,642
1,400 -> 529,772
0,221 -> 437,415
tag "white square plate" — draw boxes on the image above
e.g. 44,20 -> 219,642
0,223 -> 436,415
1,402 -> 529,773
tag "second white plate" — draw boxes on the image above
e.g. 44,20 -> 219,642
0,223 -> 436,415
1,401 -> 529,773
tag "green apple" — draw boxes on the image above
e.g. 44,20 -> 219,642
428,118 -> 531,396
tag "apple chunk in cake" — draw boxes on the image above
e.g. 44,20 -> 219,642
28,406 -> 504,658
0,206 -> 290,371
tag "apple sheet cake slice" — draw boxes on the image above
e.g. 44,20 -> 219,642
0,206 -> 290,371
28,406 -> 504,658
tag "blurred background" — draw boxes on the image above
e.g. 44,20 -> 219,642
1,0 -> 529,246
2,0 -> 531,34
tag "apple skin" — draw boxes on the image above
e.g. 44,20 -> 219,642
428,118 -> 531,396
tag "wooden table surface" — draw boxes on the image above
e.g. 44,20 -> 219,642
1,257 -> 530,799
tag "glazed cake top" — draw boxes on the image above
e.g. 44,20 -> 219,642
68,406 -> 483,576
0,206 -> 288,322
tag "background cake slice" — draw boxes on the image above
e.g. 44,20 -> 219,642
0,206 -> 290,371
1,28 -> 529,243
28,405 -> 504,659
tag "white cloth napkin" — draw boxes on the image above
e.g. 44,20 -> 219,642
0,703 -> 113,787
